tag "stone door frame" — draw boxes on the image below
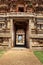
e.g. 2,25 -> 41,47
10,18 -> 32,49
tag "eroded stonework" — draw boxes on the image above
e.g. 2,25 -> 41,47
0,0 -> 43,50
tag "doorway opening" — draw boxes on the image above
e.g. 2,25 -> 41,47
13,20 -> 29,48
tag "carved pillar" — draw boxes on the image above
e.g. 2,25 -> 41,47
29,18 -> 32,49
10,19 -> 14,47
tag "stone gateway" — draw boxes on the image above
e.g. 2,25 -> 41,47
0,0 -> 43,50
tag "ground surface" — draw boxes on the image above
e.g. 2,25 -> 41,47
0,48 -> 42,65
0,50 -> 6,57
34,51 -> 43,64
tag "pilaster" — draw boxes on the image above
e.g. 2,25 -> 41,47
29,18 -> 32,49
10,19 -> 14,47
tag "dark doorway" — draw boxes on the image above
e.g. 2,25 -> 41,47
15,22 -> 26,47
18,7 -> 24,12
13,20 -> 29,48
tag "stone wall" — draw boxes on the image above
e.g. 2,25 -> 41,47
30,39 -> 43,50
0,17 -> 43,50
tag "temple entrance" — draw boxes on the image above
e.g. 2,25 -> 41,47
13,20 -> 29,48
16,29 -> 25,46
